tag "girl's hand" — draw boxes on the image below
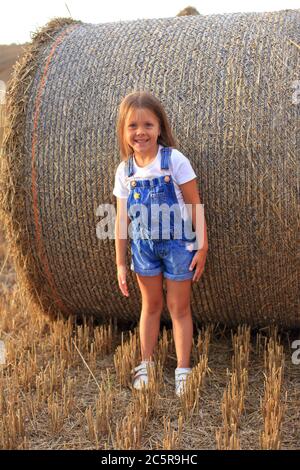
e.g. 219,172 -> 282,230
117,265 -> 129,297
189,248 -> 208,282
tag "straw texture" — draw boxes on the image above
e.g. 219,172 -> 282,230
0,12 -> 299,327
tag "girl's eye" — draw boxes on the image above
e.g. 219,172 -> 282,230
128,123 -> 153,128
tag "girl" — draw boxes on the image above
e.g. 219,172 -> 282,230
113,91 -> 208,397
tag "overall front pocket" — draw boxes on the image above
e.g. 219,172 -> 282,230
150,188 -> 167,203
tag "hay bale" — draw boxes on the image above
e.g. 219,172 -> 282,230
0,12 -> 299,327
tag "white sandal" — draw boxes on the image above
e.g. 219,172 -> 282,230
132,360 -> 155,390
175,367 -> 192,397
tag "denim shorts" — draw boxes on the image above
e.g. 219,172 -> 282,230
130,238 -> 197,281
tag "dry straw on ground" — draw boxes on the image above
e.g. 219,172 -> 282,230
0,11 -> 299,327
260,334 -> 286,449
0,237 -> 300,449
216,325 -> 250,449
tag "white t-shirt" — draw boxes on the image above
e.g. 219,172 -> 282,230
113,145 -> 197,219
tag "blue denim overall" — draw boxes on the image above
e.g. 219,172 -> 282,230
126,147 -> 197,281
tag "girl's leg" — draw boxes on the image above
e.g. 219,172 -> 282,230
166,279 -> 193,368
136,273 -> 164,361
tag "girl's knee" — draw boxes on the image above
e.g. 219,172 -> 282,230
142,299 -> 163,317
168,303 -> 191,320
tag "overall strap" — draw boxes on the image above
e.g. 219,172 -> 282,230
125,147 -> 172,176
125,155 -> 135,177
160,147 -> 172,170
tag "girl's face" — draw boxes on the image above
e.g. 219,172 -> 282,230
124,108 -> 161,157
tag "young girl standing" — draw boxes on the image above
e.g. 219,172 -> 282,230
113,91 -> 208,397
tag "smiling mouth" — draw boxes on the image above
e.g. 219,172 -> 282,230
134,139 -> 149,143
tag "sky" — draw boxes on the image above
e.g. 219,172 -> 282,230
1,0 -> 299,44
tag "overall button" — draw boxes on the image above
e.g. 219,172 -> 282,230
133,191 -> 141,200
131,181 -> 137,187
164,175 -> 170,183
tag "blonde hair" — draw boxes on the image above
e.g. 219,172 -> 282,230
116,91 -> 178,160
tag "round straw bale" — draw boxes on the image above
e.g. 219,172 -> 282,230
0,12 -> 299,327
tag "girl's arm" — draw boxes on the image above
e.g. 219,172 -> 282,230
179,178 -> 208,282
179,178 -> 208,252
115,197 -> 130,296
